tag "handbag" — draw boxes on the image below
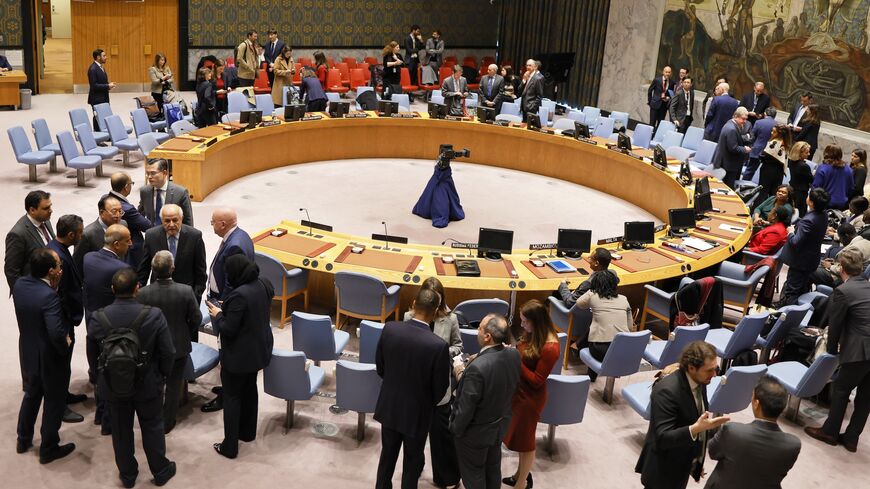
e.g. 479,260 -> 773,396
673,284 -> 713,327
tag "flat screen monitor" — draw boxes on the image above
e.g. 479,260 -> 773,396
694,192 -> 713,216
557,228 -> 592,258
617,132 -> 632,151
573,121 -> 590,139
476,106 -> 495,123
327,101 -> 350,118
477,227 -> 514,260
668,208 -> 696,233
652,144 -> 667,169
284,104 -> 306,121
240,110 -> 262,126
624,221 -> 655,246
378,100 -> 398,117
526,113 -> 541,130
695,176 -> 711,196
428,102 -> 447,119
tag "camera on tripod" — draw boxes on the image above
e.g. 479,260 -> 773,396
437,144 -> 471,169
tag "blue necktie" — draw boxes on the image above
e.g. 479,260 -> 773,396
155,189 -> 163,222
168,235 -> 177,258
488,77 -> 493,97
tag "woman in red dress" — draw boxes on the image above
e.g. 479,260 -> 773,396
503,300 -> 560,489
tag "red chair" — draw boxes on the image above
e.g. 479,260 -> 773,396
444,55 -> 458,65
482,56 -> 496,67
342,57 -> 358,69
326,69 -> 349,94
337,62 -> 351,86
349,69 -> 366,90
364,56 -> 378,66
438,66 -> 452,85
419,66 -> 439,93
462,56 -> 477,69
292,63 -> 302,86
479,65 -> 488,79
400,68 -> 418,92
297,57 -> 312,67
358,62 -> 371,82
226,56 -> 235,67
327,57 -> 336,67
253,69 -> 271,94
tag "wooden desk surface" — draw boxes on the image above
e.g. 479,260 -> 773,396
0,70 -> 27,108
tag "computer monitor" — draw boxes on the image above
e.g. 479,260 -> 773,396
477,227 -> 514,261
327,100 -> 350,118
623,221 -> 655,249
556,228 -> 592,259
668,208 -> 696,237
617,132 -> 632,151
378,100 -> 399,116
476,106 -> 495,124
428,102 -> 447,119
239,110 -> 262,126
526,113 -> 542,130
652,144 -> 667,170
695,176 -> 711,196
694,192 -> 713,217
284,104 -> 306,121
573,121 -> 590,139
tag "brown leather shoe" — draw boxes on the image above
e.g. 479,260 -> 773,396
839,435 -> 858,453
804,426 -> 838,446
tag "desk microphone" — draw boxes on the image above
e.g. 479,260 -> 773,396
441,238 -> 461,246
299,208 -> 312,236
381,221 -> 390,251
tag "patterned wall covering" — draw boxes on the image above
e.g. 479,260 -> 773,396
188,0 -> 498,47
0,0 -> 23,46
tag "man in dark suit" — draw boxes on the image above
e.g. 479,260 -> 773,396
5,190 -> 54,291
786,91 -> 813,126
375,288 -> 451,489
87,48 -> 116,130
404,25 -> 424,87
520,59 -> 544,121
705,376 -> 801,488
139,159 -> 194,227
73,195 -> 124,274
138,250 -> 201,433
450,314 -> 520,489
263,29 -> 285,88
805,248 -> 870,452
647,65 -> 674,132
0,53 -> 13,71
712,106 -> 752,189
13,248 -> 76,463
739,81 -> 771,124
777,188 -> 830,306
82,224 -> 133,430
87,268 -> 176,488
636,341 -> 729,489
138,204 -> 207,300
742,107 -> 778,180
702,76 -> 727,119
441,64 -> 469,117
704,83 -> 739,142
107,172 -> 152,268
478,64 -> 505,113
668,76 -> 696,133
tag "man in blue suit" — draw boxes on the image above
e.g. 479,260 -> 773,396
87,48 -> 116,130
263,29 -> 285,88
82,224 -> 133,431
13,248 -> 76,463
105,172 -> 152,268
647,65 -> 675,132
704,82 -> 739,142
742,107 -> 778,180
712,107 -> 752,189
777,188 -> 830,307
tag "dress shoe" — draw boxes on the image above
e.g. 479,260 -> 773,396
66,392 -> 87,404
805,426 -> 838,446
502,473 -> 533,488
16,439 -> 32,454
201,396 -> 223,413
63,407 -> 84,423
213,442 -> 236,459
39,443 -> 75,464
839,434 -> 858,453
153,461 -> 177,486
120,474 -> 137,489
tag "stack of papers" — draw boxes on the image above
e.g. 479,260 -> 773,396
682,237 -> 714,251
718,223 -> 745,233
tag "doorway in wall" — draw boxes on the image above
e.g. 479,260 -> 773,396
39,0 -> 73,94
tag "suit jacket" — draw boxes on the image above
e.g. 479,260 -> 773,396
521,72 -> 544,115
87,298 -> 175,401
647,76 -> 675,109
87,61 -> 110,106
441,76 -> 469,116
106,192 -> 152,267
138,224 -> 207,300
263,39 -> 285,65
636,369 -> 709,489
0,55 -> 12,71
48,240 -> 84,330
138,182 -> 194,227
73,218 -> 109,274
668,89 -> 696,127
5,215 -> 55,290
478,74 -> 504,103
375,319 -> 451,438
704,95 -> 739,141
235,40 -> 259,81
404,34 -> 424,61
213,278 -> 275,373
450,345 -> 521,443
705,420 -> 800,489
786,102 -> 808,126
712,120 -> 750,172
138,279 -> 202,359
13,276 -> 70,384
749,117 -> 777,159
82,248 -> 131,318
739,92 -> 771,121
780,209 -> 827,271
826,276 -> 870,364
793,121 -> 820,157
209,227 -> 255,300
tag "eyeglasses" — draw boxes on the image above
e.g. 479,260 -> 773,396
107,208 -> 125,217
145,171 -> 163,177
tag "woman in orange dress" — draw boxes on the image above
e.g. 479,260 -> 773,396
503,300 -> 560,489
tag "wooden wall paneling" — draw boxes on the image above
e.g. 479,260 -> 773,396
143,0 -> 179,87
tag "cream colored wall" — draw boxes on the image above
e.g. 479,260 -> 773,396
50,0 -> 71,39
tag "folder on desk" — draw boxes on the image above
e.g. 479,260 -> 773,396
455,260 -> 481,277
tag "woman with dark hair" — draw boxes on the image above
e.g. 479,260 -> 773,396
382,41 -> 404,87
850,148 -> 867,199
271,45 -> 295,106
753,184 -> 794,228
813,144 -> 853,210
403,277 -> 462,356
792,104 -> 821,158
148,53 -> 173,110
313,51 -> 329,89
787,141 -> 813,216
214,58 -> 238,115
575,270 -> 632,380
194,67 -> 217,127
299,67 -> 328,112
757,123 -> 792,201
503,300 -> 559,489
207,255 -> 275,459
493,65 -> 520,115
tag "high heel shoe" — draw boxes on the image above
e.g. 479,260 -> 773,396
502,473 -> 533,488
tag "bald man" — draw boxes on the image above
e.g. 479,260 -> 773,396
107,172 -> 151,268
479,64 -> 504,111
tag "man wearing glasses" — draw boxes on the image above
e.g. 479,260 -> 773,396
107,172 -> 152,267
73,195 -> 126,273
139,159 -> 194,227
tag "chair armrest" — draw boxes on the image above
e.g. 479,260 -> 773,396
643,284 -> 674,300
741,249 -> 767,264
716,275 -> 753,287
285,267 -> 307,279
816,285 -> 833,296
547,295 -> 570,314
385,284 -> 401,297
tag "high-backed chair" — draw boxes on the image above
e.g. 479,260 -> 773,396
593,117 -> 615,138
539,374 -> 591,452
466,92 -> 479,110
666,146 -> 695,162
254,252 -> 308,326
704,312 -> 769,371
399,67 -> 417,93
170,119 -> 197,137
631,123 -> 653,149
715,260 -> 769,319
650,120 -> 677,147
105,114 -> 141,166
548,296 -> 593,369
291,312 -> 350,366
579,330 -> 652,403
31,118 -> 61,172
325,92 -> 342,104
609,111 -> 629,130
227,91 -> 250,114
255,94 -> 274,114
681,126 -> 705,151
643,324 -> 710,369
659,130 -> 683,150
766,353 -> 839,422
263,349 -> 326,433
358,320 -> 384,364
131,109 -> 170,144
622,380 -> 655,420
706,364 -> 768,415
582,106 -> 601,128
253,69 -> 271,94
93,102 -> 132,134
392,93 -> 411,112
133,98 -> 168,131
430,91 -> 445,105
326,69 -> 349,94
182,341 -> 220,404
349,68 -> 366,90
75,123 -> 119,164
568,110 -> 585,123
56,131 -> 102,186
69,108 -> 110,143
553,332 -> 567,375
137,133 -> 161,158
454,299 -> 510,326
638,277 -> 693,332
334,271 -> 400,327
460,329 -> 481,355
8,126 -> 54,182
499,101 -> 521,116
755,303 -> 812,363
495,114 -> 521,123
335,360 -> 382,441
690,140 -> 718,169
553,118 -> 576,132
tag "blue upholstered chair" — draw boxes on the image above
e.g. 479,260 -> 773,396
553,118 -> 576,132
131,109 -> 170,143
593,117 -> 615,138
715,260 -> 770,319
609,111 -> 629,131
69,108 -> 109,143
638,276 -> 693,332
681,126 -> 705,151
8,126 -> 54,182
291,311 -> 350,366
392,93 -> 411,112
454,299 -> 510,325
766,353 -> 839,422
227,91 -> 250,115
706,364 -> 768,415
137,133 -> 161,158
579,330 -> 652,404
170,119 -> 197,137
650,120 -> 676,147
459,329 -> 481,355
263,349 -> 326,433
582,106 -> 600,128
690,140 -> 717,169
255,94 -> 274,114
31,118 -> 60,172
75,123 -> 119,165
221,113 -> 241,123
666,146 -> 695,162
358,320 -> 384,364
325,92 -> 342,104
494,114 -> 522,123
631,123 -> 653,149
93,102 -> 132,134
56,130 -> 102,186
336,360 -> 382,440
134,99 -> 167,131
105,115 -> 141,166
254,252 -> 308,326
499,101 -> 521,116
466,92 -> 479,111
755,303 -> 813,363
659,130 -> 683,150
547,296 -> 593,370
643,324 -> 710,369
567,110 -> 585,124
622,380 -> 654,420
553,332 -> 567,375
429,91 -> 445,105
704,312 -> 769,370
334,271 -> 400,327
741,246 -> 784,285
540,374 -> 591,452
181,342 -> 221,404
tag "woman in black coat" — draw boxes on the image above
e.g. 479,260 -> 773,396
788,141 -> 814,217
792,104 -> 820,159
207,255 -> 275,459
194,67 -> 218,127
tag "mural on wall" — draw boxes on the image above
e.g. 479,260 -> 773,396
657,0 -> 870,131
0,0 -> 22,46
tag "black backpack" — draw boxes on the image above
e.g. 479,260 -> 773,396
96,306 -> 153,400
